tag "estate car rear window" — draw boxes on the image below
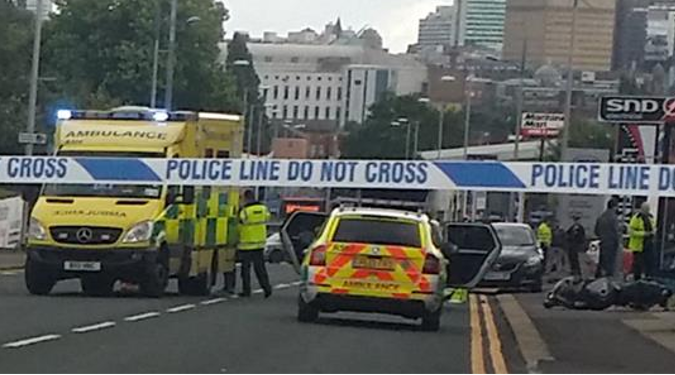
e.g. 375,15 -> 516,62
331,217 -> 421,248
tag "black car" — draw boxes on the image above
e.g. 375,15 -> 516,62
479,223 -> 544,292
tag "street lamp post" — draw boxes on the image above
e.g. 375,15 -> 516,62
25,0 -> 44,156
437,76 -> 456,159
560,0 -> 579,158
164,0 -> 178,110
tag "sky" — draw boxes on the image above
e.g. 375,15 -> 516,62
221,0 -> 453,53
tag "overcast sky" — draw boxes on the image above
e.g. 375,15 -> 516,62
221,0 -> 453,53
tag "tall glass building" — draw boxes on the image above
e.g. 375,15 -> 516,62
457,0 -> 507,53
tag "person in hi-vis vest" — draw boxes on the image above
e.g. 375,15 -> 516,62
237,190 -> 272,298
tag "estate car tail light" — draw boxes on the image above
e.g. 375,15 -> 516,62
422,254 -> 441,274
309,245 -> 327,267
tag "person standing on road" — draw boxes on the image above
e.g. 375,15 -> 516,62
628,202 -> 656,281
537,218 -> 553,270
237,189 -> 272,298
566,214 -> 586,278
594,199 -> 621,278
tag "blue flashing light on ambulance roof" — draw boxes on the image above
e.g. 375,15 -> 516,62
56,109 -> 73,121
152,110 -> 169,123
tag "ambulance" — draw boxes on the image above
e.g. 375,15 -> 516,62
25,106 -> 243,297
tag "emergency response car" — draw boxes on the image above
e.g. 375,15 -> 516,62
25,107 -> 243,297
281,207 -> 502,331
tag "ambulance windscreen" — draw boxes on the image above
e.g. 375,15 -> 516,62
331,218 -> 421,248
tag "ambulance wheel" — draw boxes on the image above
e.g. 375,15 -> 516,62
297,297 -> 319,322
81,276 -> 115,297
140,259 -> 169,298
178,272 -> 209,296
421,309 -> 442,332
25,258 -> 56,296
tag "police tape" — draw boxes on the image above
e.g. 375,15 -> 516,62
3,156 -> 675,197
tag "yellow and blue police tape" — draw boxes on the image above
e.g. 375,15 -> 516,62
2,156 -> 675,196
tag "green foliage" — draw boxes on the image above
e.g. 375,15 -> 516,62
341,94 -> 515,159
42,0 -> 238,112
226,32 -> 261,112
0,0 -> 34,154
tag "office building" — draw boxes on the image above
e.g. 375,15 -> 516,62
456,0 -> 507,52
418,6 -> 457,49
502,0 -> 616,72
220,43 -> 427,128
613,0 -> 650,71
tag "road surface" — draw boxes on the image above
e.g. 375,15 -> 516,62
0,264 -> 524,373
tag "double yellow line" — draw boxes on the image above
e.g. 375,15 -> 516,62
470,294 -> 508,374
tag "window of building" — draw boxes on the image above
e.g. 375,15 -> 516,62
318,77 -> 322,81
274,75 -> 279,80
325,107 -> 331,119
354,79 -> 362,86
264,56 -> 273,62
290,56 -> 299,63
283,105 -> 288,118
336,106 -> 341,122
304,106 -> 309,119
326,87 -> 332,100
295,86 -> 300,100
293,106 -> 299,119
273,86 -> 279,100
315,106 -> 320,119
264,75 -> 269,80
296,76 -> 301,81
337,87 -> 342,101
316,87 -> 322,100
305,86 -> 311,99
284,86 -> 289,100
263,88 -> 269,100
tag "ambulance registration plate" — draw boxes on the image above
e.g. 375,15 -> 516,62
64,261 -> 101,272
353,256 -> 394,270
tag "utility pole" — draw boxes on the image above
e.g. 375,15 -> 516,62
25,0 -> 44,156
164,0 -> 178,110
560,0 -> 579,158
150,0 -> 161,108
462,80 -> 473,159
437,110 -> 445,159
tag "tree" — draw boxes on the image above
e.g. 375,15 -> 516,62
42,0 -> 239,112
0,0 -> 34,155
226,32 -> 261,113
341,94 -> 513,159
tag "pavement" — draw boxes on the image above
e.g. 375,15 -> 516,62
0,249 -> 24,270
511,291 -> 675,374
2,262 -> 675,373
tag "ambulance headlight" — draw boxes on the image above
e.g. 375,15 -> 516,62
122,221 -> 154,243
57,110 -> 72,121
152,111 -> 169,122
28,217 -> 47,241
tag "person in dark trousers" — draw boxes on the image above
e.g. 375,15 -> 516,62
566,214 -> 586,278
237,190 -> 272,298
628,202 -> 655,281
594,198 -> 621,278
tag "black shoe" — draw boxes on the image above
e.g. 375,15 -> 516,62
264,289 -> 272,299
238,292 -> 251,298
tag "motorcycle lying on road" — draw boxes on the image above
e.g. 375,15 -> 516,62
543,277 -> 673,311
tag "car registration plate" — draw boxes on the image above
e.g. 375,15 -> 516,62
353,256 -> 394,270
484,271 -> 510,281
64,261 -> 101,272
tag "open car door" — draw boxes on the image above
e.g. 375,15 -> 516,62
280,211 -> 328,274
443,223 -> 502,288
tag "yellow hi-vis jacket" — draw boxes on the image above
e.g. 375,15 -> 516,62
537,222 -> 552,248
237,202 -> 270,251
628,213 -> 655,253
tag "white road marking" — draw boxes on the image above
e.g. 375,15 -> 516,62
252,289 -> 264,294
274,283 -> 290,290
123,312 -> 161,322
71,321 -> 116,334
290,281 -> 303,286
0,270 -> 22,276
2,334 -> 61,349
166,304 -> 196,313
200,297 -> 227,306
